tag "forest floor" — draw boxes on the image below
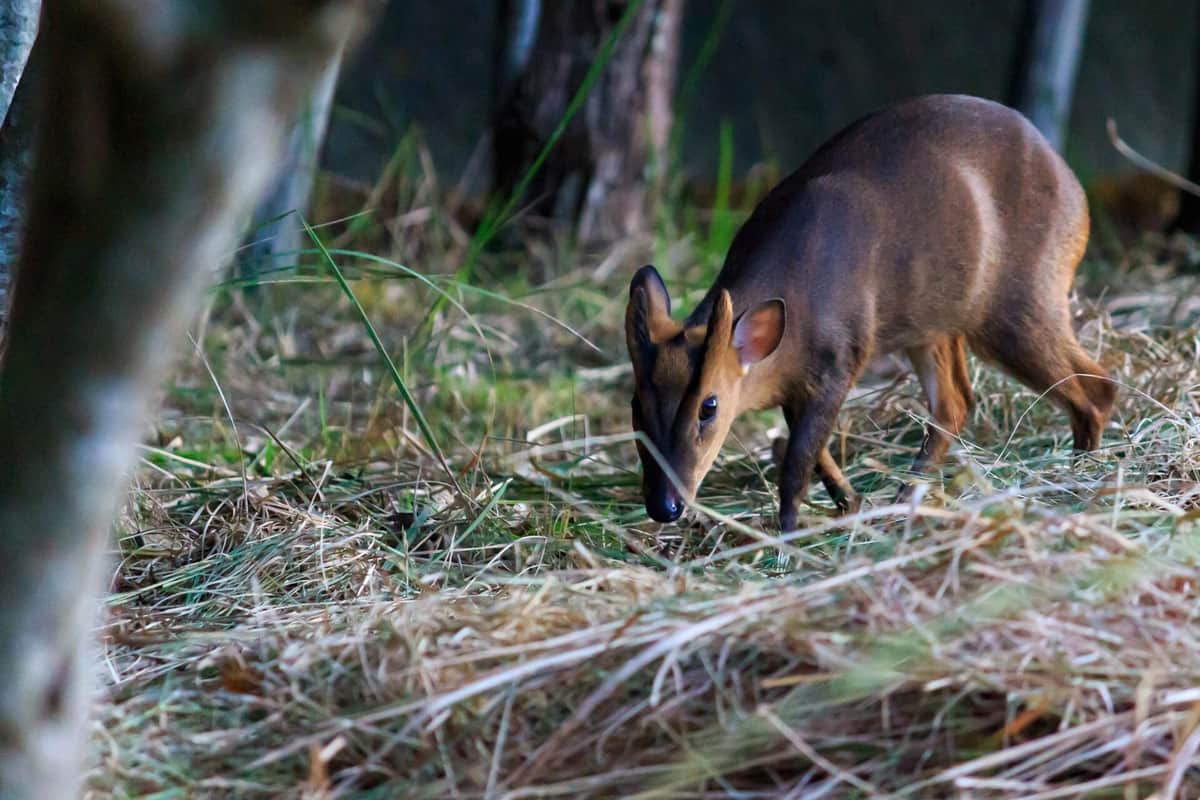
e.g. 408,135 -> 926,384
84,166 -> 1200,798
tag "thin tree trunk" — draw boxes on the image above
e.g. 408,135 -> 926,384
1174,11 -> 1200,235
492,0 -> 684,243
0,3 -> 364,796
0,55 -> 36,344
1009,0 -> 1090,152
0,0 -> 39,340
0,0 -> 38,125
240,46 -> 346,279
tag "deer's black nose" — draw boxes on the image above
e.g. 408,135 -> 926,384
646,489 -> 684,522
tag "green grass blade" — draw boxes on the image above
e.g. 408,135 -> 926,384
302,219 -> 462,495
705,118 -> 736,265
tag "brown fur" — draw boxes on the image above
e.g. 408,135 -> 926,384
627,95 -> 1115,530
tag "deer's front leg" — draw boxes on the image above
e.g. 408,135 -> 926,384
777,412 -> 858,517
778,380 -> 856,531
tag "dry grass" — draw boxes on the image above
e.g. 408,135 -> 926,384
84,166 -> 1200,798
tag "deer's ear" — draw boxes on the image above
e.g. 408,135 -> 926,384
732,298 -> 785,367
626,265 -> 674,354
629,265 -> 671,320
626,265 -> 677,373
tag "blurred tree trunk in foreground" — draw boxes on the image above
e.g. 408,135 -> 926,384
492,0 -> 684,242
0,0 -> 39,339
240,47 -> 346,282
1008,0 -> 1090,152
0,2 -> 363,796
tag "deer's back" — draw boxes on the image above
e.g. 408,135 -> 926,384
707,95 -> 1088,353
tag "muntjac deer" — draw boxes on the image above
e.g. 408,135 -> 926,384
626,94 -> 1115,531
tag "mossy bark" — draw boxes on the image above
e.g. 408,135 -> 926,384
0,2 -> 364,796
492,0 -> 684,243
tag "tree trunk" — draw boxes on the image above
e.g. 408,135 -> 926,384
1174,14 -> 1200,235
0,3 -> 364,797
1008,0 -> 1090,152
492,0 -> 684,243
239,46 -> 345,280
0,0 -> 38,125
0,0 -> 40,340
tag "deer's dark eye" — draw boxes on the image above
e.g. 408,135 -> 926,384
699,394 -> 718,423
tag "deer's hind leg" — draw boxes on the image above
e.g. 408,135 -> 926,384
816,446 -> 859,514
972,320 -> 1114,452
950,335 -> 976,415
898,335 -> 974,498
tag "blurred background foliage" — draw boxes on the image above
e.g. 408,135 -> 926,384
329,0 -> 1194,186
